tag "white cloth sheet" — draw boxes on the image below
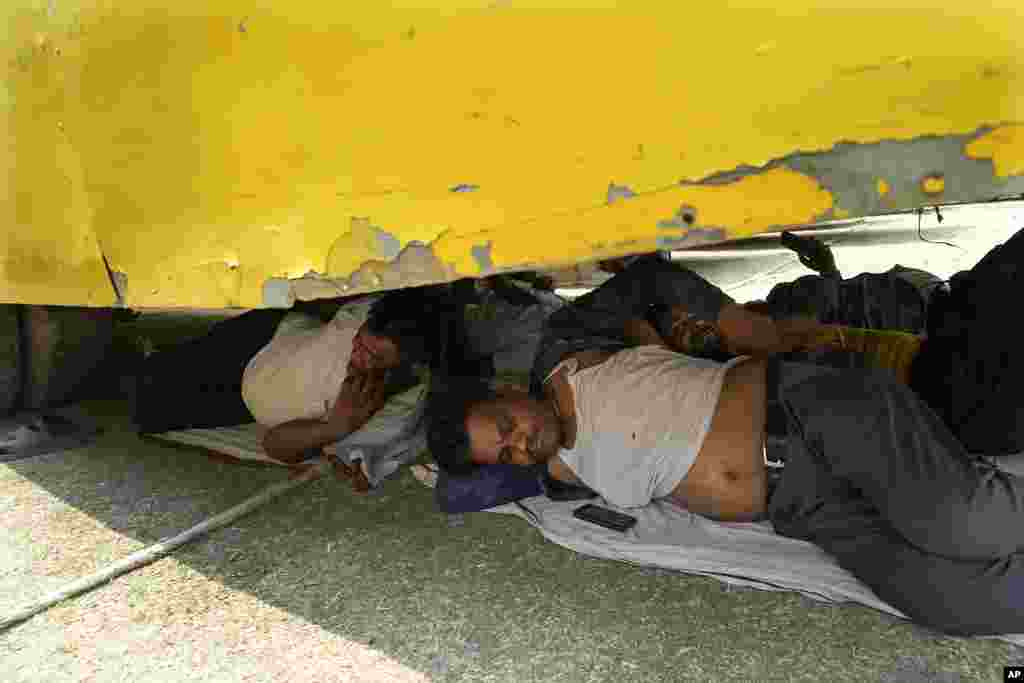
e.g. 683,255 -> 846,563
150,422 -> 1024,646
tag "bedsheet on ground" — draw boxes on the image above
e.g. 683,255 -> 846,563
149,380 -> 429,486
150,422 -> 275,463
145,423 -> 1024,646
485,456 -> 1024,647
490,495 -> 908,613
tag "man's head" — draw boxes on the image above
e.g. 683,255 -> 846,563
349,323 -> 402,373
349,287 -> 450,374
357,284 -> 492,379
427,378 -> 564,475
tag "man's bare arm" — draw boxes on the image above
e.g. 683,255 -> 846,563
664,303 -> 793,358
712,303 -> 786,355
262,417 -> 355,465
262,370 -> 387,464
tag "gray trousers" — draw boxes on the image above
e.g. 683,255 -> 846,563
767,360 -> 1024,636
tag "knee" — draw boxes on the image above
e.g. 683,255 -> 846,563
830,533 -> 1024,636
888,578 -> 1024,637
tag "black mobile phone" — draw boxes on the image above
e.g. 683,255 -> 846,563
572,504 -> 638,532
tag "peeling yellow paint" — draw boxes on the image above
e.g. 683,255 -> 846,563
965,125 -> 1024,178
455,167 -> 834,273
326,218 -> 393,277
4,1 -> 1024,306
876,179 -> 890,196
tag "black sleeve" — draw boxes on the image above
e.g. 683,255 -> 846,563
528,260 -> 734,394
602,260 -> 734,323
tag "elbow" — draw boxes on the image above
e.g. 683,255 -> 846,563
261,429 -> 298,464
261,432 -> 284,462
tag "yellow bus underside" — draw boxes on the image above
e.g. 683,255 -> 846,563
3,1 -> 1023,307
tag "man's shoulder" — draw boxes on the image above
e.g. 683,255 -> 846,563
562,349 -> 619,372
532,342 -> 627,387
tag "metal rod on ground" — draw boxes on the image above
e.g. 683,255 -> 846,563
0,462 -> 325,633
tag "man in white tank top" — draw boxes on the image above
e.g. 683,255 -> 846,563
135,288 -> 457,465
538,346 -> 745,508
428,340 -> 1024,636
427,231 -> 1024,636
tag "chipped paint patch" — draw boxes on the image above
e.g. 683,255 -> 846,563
470,242 -> 494,273
698,129 -> 1024,216
606,183 -> 637,204
964,124 -> 1024,178
657,217 -> 685,229
450,184 -> 480,193
657,228 -> 727,250
375,229 -> 402,260
262,278 -> 294,308
657,204 -> 698,229
326,217 -> 405,275
283,241 -> 454,305
780,134 -> 975,214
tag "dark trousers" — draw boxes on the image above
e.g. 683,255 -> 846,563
134,309 -> 288,433
767,359 -> 1024,636
909,225 -> 1024,456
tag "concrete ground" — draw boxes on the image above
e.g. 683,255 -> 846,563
2,396 -> 1019,683
4,211 -> 1024,682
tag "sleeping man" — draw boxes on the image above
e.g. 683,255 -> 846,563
539,230 -> 1024,457
426,226 -> 1024,636
135,286 -> 466,467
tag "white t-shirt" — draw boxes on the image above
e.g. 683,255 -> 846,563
241,299 -> 379,427
557,345 -> 745,508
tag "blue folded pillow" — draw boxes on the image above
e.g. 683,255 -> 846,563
435,464 -> 545,513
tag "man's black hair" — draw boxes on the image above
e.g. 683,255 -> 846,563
366,284 -> 494,377
425,375 -> 497,476
364,287 -> 441,367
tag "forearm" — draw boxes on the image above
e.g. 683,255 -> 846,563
262,416 -> 355,464
716,303 -> 785,357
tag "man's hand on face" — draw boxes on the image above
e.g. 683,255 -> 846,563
329,367 -> 388,431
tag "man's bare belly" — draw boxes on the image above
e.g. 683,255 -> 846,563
669,357 -> 768,521
545,349 -> 769,520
